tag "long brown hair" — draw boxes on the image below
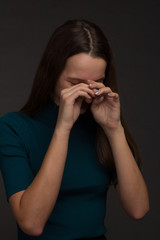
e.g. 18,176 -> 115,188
18,19 -> 141,181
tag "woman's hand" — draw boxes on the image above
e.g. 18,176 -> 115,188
88,80 -> 121,132
56,83 -> 95,132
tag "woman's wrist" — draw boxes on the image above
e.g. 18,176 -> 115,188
102,122 -> 125,143
54,124 -> 71,137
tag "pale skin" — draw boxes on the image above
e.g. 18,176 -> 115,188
8,53 -> 149,236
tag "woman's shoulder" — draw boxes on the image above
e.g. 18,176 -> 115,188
0,111 -> 30,125
0,111 -> 33,135
0,112 -> 37,152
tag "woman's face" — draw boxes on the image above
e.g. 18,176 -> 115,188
53,53 -> 107,114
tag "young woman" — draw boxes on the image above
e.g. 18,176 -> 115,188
0,19 -> 149,240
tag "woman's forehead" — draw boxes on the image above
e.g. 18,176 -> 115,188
64,53 -> 107,78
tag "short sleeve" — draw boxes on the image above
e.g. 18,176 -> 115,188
0,117 -> 34,201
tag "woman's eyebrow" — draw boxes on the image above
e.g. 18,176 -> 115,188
67,77 -> 105,81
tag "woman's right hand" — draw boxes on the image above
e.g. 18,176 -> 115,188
55,83 -> 95,132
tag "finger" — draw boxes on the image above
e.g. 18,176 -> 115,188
88,82 -> 113,96
87,80 -> 106,89
84,97 -> 93,104
93,87 -> 119,99
62,82 -> 90,93
62,83 -> 95,99
107,92 -> 119,98
67,90 -> 92,104
92,95 -> 104,104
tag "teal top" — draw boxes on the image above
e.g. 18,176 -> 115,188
0,100 -> 116,240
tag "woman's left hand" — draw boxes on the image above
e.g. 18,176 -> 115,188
88,80 -> 121,131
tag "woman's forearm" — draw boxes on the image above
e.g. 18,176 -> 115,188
103,125 -> 149,219
17,126 -> 70,235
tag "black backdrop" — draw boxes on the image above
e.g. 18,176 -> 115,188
0,0 -> 159,239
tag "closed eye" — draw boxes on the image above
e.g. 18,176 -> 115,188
71,82 -> 78,85
71,81 -> 82,85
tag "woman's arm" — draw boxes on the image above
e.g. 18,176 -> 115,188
9,127 -> 70,236
8,83 -> 94,236
88,80 -> 149,219
104,125 -> 149,219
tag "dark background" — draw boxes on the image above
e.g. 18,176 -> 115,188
0,0 -> 159,239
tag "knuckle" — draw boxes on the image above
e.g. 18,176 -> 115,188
107,87 -> 111,92
79,83 -> 87,88
79,90 -> 86,96
78,90 -> 87,97
60,92 -> 67,101
80,83 -> 85,87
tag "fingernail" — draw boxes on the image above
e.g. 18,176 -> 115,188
89,83 -> 94,87
87,80 -> 91,82
95,90 -> 100,95
108,92 -> 113,96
